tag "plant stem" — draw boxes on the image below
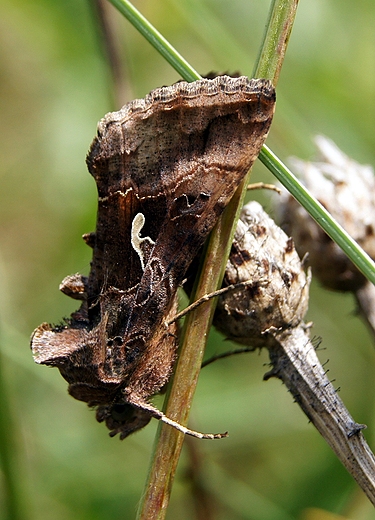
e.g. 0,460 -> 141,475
107,0 -> 200,81
136,1 -> 298,519
90,0 -> 131,108
253,0 -> 299,83
137,187 -> 244,520
267,326 -> 375,505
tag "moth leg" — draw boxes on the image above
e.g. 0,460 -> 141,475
168,279 -> 267,325
247,182 -> 281,194
128,397 -> 228,440
201,347 -> 257,368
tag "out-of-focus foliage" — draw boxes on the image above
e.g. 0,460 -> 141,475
1,1 -> 375,519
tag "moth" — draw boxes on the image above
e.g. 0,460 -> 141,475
31,76 -> 275,439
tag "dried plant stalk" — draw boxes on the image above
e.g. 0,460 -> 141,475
216,201 -> 375,504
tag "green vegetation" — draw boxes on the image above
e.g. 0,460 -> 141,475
1,0 -> 375,518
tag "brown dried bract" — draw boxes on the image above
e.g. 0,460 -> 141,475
215,201 -> 310,347
278,135 -> 375,291
31,76 -> 275,439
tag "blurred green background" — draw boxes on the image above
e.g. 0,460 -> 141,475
1,0 -> 375,519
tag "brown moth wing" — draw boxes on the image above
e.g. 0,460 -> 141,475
85,76 -> 275,360
31,76 -> 275,438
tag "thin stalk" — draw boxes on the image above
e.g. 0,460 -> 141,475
90,0 -> 132,108
107,0 -> 200,82
267,327 -> 375,505
135,1 -> 298,518
253,0 -> 299,82
137,187 -> 244,520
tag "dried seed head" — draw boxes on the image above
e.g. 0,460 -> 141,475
277,136 -> 375,291
214,201 -> 310,348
